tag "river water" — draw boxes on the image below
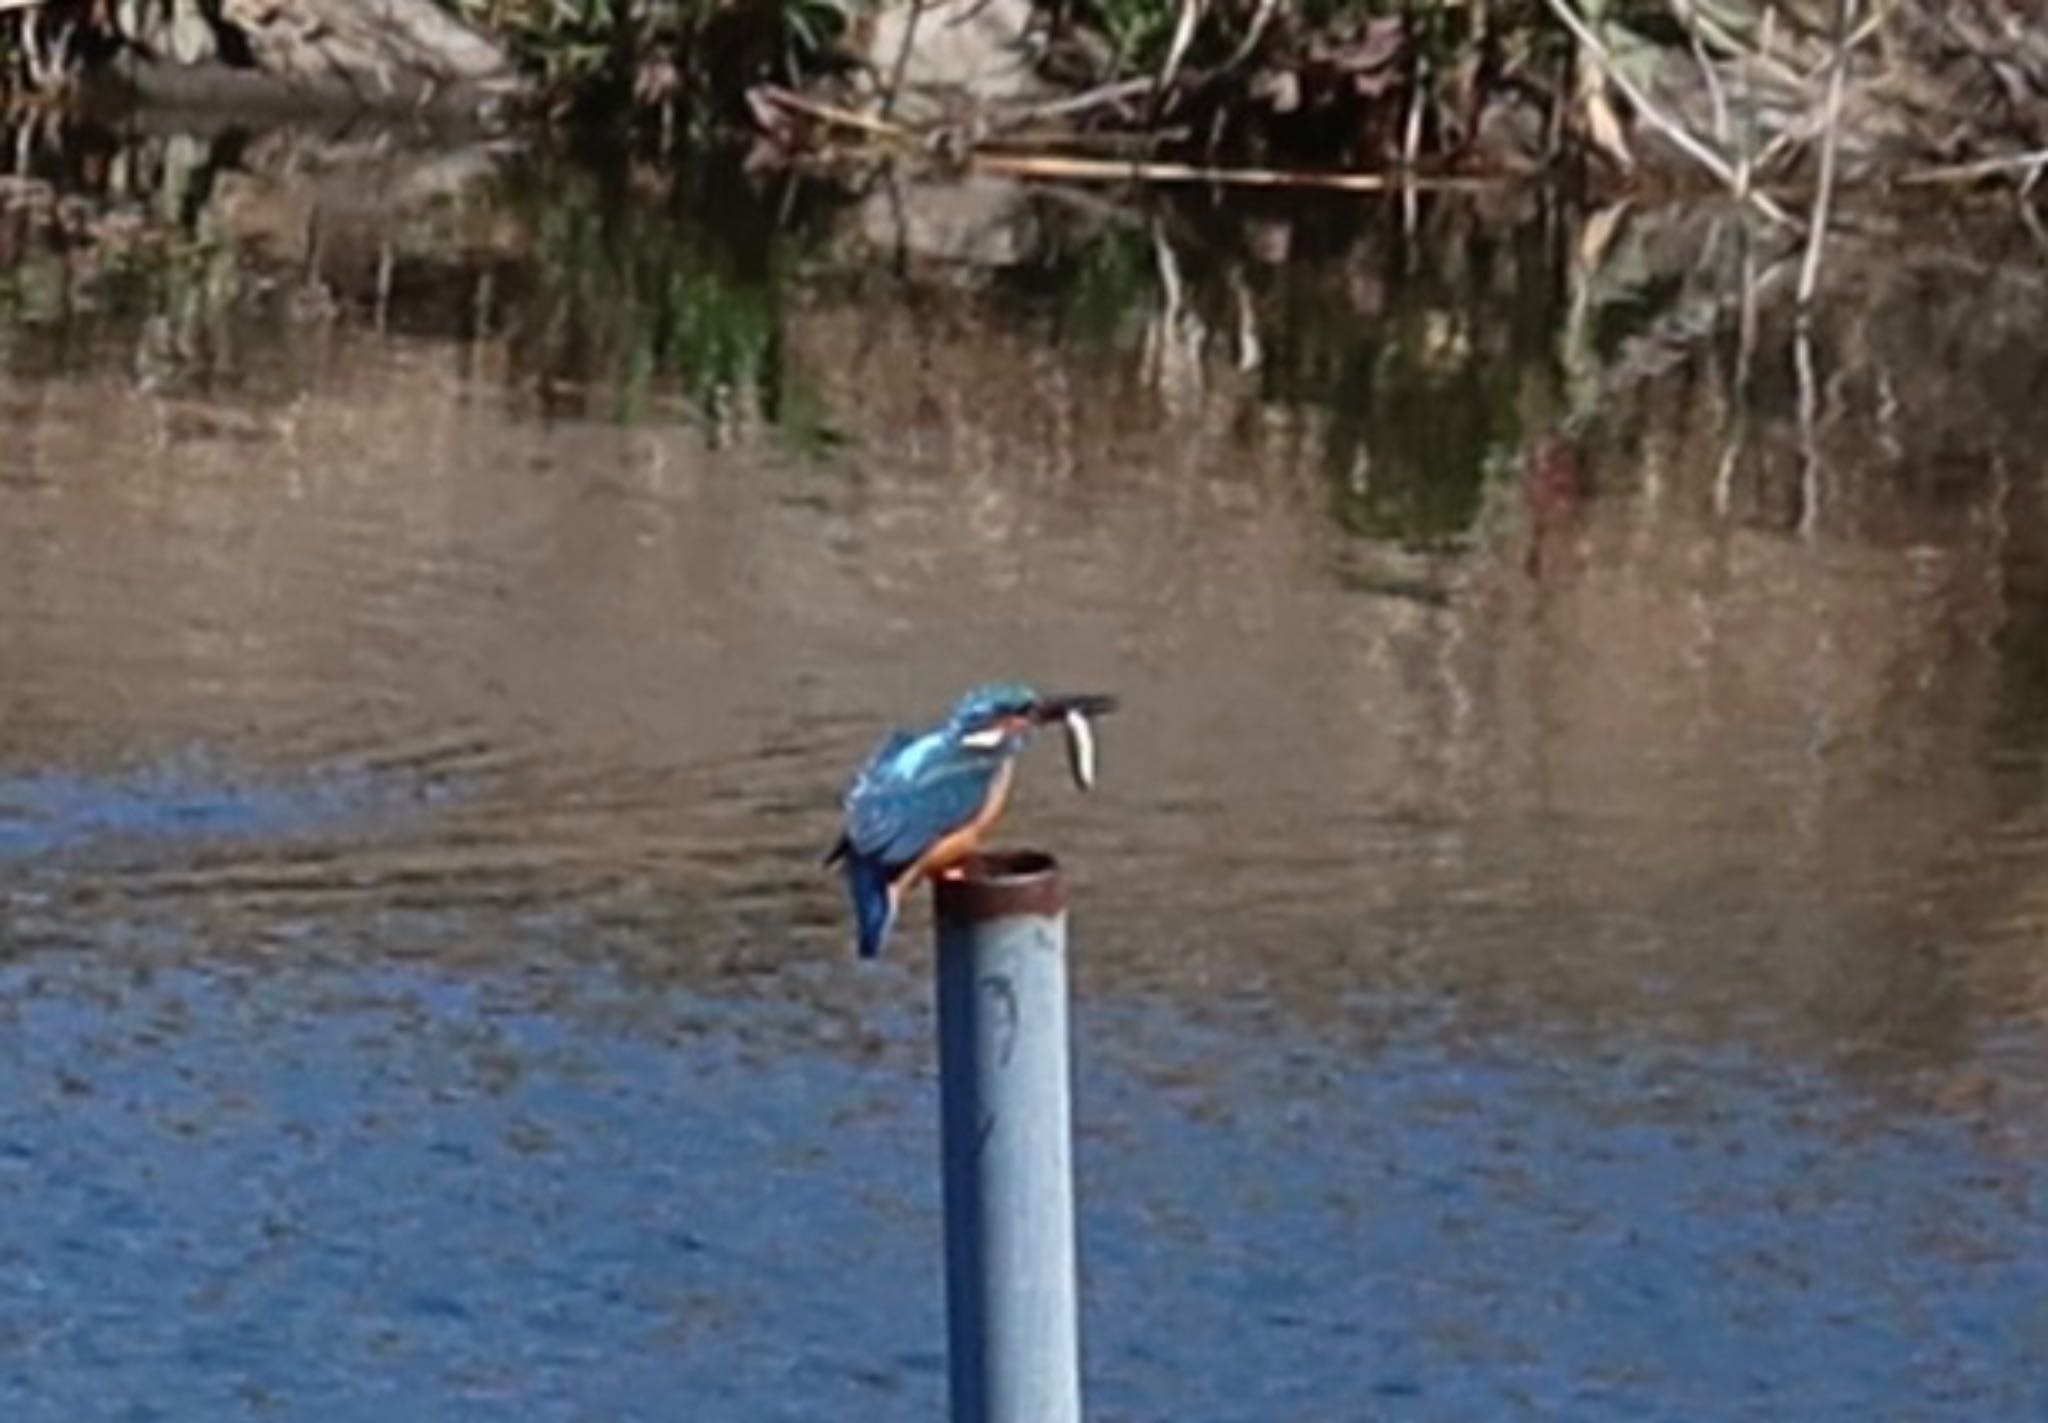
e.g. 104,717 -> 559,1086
1,126 -> 2046,1420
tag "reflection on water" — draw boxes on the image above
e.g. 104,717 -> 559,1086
3,118 -> 2048,1418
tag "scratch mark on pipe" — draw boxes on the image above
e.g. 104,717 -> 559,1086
981,973 -> 1019,1066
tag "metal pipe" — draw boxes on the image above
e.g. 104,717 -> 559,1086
933,850 -> 1083,1423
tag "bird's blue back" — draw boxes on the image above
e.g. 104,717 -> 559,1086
842,727 -> 1005,871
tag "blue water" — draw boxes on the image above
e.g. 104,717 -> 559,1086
0,757 -> 420,863
2,942 -> 2041,1422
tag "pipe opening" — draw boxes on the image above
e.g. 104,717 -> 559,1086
934,849 -> 1067,922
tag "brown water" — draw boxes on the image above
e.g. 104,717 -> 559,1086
2,127 -> 2047,1419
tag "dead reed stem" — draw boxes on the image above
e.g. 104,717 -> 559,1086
967,152 -> 1504,190
1797,0 -> 1856,309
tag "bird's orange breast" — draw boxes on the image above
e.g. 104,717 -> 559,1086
897,758 -> 1015,892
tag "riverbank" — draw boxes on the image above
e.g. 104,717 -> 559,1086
1,2 -> 2044,207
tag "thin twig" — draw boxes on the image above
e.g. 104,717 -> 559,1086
989,77 -> 1157,127
1898,147 -> 2048,187
1744,5 -> 1784,185
1669,0 -> 1729,146
1731,6 -> 1756,197
975,127 -> 1190,153
1542,0 -> 1800,227
880,0 -> 933,122
1750,124 -> 1811,182
1741,2 -> 1867,185
1221,0 -> 1282,73
1797,0 -> 1855,309
1797,4 -> 1887,82
1154,0 -> 1206,110
757,85 -> 914,142
1669,0 -> 1803,89
967,152 -> 1504,191
1403,53 -> 1428,170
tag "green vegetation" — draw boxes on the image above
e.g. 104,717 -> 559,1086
0,3 -> 2043,185
442,0 -> 857,131
441,2 -> 2048,187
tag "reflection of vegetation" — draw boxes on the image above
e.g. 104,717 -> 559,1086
0,129 -> 850,453
1263,208 -> 1563,548
995,198 -> 1568,549
0,124 -> 1602,545
1314,334 -> 1512,549
498,162 -> 844,450
1993,611 -> 2048,751
0,192 -> 253,386
1051,229 -> 1155,350
1986,512 -> 2048,769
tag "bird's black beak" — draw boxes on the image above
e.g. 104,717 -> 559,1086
1031,693 -> 1119,724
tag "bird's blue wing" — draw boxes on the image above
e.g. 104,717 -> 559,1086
844,734 -> 1000,870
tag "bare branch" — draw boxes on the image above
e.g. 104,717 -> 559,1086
969,152 -> 1505,191
1797,0 -> 1856,310
1900,148 -> 2048,188
1542,0 -> 1800,227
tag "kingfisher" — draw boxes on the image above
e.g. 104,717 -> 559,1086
825,682 -> 1117,958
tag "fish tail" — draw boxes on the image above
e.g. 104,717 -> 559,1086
844,854 -> 899,959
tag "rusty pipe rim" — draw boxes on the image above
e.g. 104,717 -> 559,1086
934,850 -> 1067,922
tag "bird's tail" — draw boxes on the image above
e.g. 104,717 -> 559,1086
843,854 -> 898,959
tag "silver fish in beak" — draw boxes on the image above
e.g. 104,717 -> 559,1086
1062,707 -> 1098,791
1026,692 -> 1113,792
